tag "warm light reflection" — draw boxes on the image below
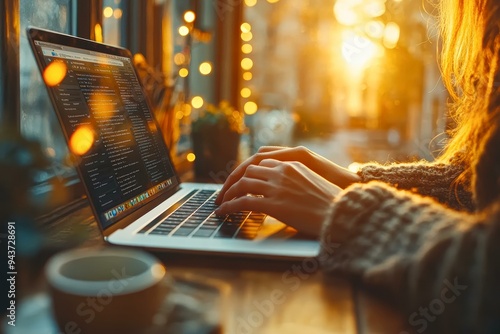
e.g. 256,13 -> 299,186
43,61 -> 67,87
243,72 -> 253,81
114,8 -> 123,19
242,44 -> 253,54
151,264 -> 166,280
241,31 -> 253,42
365,20 -> 385,39
383,22 -> 400,49
103,6 -> 113,18
365,1 -> 386,18
244,0 -> 257,7
241,88 -> 252,98
187,153 -> 196,162
174,53 -> 186,65
241,58 -> 253,70
178,26 -> 190,36
341,31 -> 379,68
176,110 -> 184,119
191,96 -> 204,109
244,101 -> 258,115
184,11 -> 196,23
267,0 -> 279,3
347,162 -> 361,173
334,1 -> 360,26
241,22 -> 252,33
70,126 -> 94,156
179,68 -> 189,77
94,23 -> 103,43
199,62 -> 213,75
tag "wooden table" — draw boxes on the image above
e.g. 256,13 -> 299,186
32,203 -> 413,334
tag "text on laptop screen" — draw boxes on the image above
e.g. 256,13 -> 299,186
32,40 -> 178,228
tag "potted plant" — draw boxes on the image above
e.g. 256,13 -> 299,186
191,100 -> 246,181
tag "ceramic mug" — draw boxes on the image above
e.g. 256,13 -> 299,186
45,247 -> 171,333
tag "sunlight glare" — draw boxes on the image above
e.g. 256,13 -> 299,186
334,0 -> 362,26
341,31 -> 379,68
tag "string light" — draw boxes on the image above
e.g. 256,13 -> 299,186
241,31 -> 253,42
178,25 -> 189,36
244,101 -> 258,115
241,88 -> 252,98
240,23 -> 252,33
184,11 -> 196,23
244,0 -> 257,7
191,96 -> 204,109
242,44 -> 253,54
103,6 -> 113,18
114,8 -> 123,19
243,72 -> 253,81
174,53 -> 186,65
199,62 -> 213,75
241,58 -> 253,70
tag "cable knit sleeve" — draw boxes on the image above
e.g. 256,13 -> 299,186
319,181 -> 500,333
358,161 -> 473,211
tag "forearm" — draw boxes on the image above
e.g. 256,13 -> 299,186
358,161 -> 473,211
319,182 -> 500,332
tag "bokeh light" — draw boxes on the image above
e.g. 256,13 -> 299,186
241,23 -> 252,33
242,44 -> 253,54
243,72 -> 253,81
184,11 -> 196,23
383,22 -> 400,49
94,23 -> 103,43
70,126 -> 94,156
244,101 -> 258,115
43,61 -> 67,87
191,96 -> 204,109
174,53 -> 186,66
241,31 -> 253,42
178,26 -> 189,36
187,153 -> 196,162
179,68 -> 189,78
241,58 -> 254,70
199,62 -> 213,75
241,88 -> 252,98
103,6 -> 113,18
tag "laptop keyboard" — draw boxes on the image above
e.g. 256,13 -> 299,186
138,189 -> 266,239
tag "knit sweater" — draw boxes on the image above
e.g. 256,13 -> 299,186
319,144 -> 500,332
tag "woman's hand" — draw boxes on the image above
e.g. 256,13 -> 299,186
215,159 -> 342,236
215,146 -> 359,206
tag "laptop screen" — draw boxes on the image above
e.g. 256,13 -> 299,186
28,29 -> 179,229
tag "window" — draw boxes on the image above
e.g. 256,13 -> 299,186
240,0 -> 447,161
19,0 -> 77,187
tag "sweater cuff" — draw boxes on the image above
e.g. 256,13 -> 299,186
319,181 -> 399,274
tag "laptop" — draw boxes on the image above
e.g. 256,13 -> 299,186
27,27 -> 320,259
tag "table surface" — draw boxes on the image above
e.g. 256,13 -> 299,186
34,203 -> 415,334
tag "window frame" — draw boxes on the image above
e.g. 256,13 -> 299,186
1,0 -> 106,216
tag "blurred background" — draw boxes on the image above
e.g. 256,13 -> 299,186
3,0 -> 447,207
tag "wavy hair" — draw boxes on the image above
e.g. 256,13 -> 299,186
438,0 -> 500,185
